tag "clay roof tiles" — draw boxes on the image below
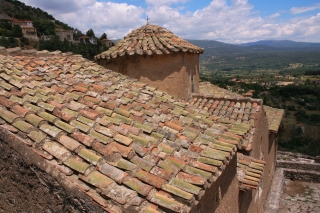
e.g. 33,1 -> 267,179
94,24 -> 204,60
0,54 -> 246,213
237,153 -> 266,191
198,81 -> 284,134
264,106 -> 284,133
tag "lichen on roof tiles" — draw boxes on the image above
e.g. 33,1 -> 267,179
237,153 -> 266,191
197,81 -> 284,150
95,24 -> 204,60
0,53 -> 246,212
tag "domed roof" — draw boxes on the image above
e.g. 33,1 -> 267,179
95,24 -> 204,60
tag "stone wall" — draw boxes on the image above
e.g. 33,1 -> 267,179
277,160 -> 320,171
239,108 -> 275,213
276,151 -> 320,182
0,140 -> 108,213
283,169 -> 320,183
191,154 -> 239,213
0,128 -> 119,213
98,52 -> 200,101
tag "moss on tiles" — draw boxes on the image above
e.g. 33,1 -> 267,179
114,108 -> 131,118
64,156 -> 89,174
114,134 -> 133,146
28,130 -> 47,143
77,115 -> 95,127
113,113 -> 133,125
12,120 -> 33,133
128,134 -> 149,147
151,192 -> 184,211
162,184 -> 193,200
70,120 -> 90,132
115,158 -> 137,171
39,123 -> 62,137
82,171 -> 114,188
151,131 -> 164,141
62,108 -> 79,117
198,156 -> 223,167
64,92 -> 81,100
170,178 -> 201,195
48,95 -> 64,103
200,149 -> 227,161
158,143 -> 175,155
78,148 -> 101,165
37,102 -> 56,112
10,95 -> 23,105
0,107 -> 19,123
38,111 -> 57,123
133,122 -> 153,133
99,116 -> 121,125
25,114 -> 44,127
95,107 -> 112,116
89,130 -> 111,144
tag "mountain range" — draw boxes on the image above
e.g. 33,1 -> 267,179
241,40 -> 320,48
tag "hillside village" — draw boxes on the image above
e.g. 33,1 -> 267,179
0,1 -> 320,213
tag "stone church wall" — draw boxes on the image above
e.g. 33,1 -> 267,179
239,108 -> 277,213
98,53 -> 200,101
191,154 -> 239,213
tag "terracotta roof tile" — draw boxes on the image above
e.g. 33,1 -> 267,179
237,153 -> 265,191
198,81 -> 284,134
0,54 -> 245,212
95,24 -> 203,60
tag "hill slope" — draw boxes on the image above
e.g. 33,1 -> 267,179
0,0 -> 73,30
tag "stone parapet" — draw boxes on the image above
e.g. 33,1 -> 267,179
277,160 -> 320,171
283,168 -> 320,183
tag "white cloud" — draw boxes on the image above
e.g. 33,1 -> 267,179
291,3 -> 320,14
269,13 -> 280,19
146,0 -> 189,6
21,0 -> 95,14
18,0 -> 320,43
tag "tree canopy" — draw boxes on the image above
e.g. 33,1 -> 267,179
100,33 -> 107,40
86,29 -> 95,38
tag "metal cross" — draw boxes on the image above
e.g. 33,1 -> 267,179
146,15 -> 150,24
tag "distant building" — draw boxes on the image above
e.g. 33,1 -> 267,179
78,36 -> 97,44
244,90 -> 255,97
21,26 -> 38,40
101,38 -> 112,47
12,19 -> 33,27
10,19 -> 38,40
276,81 -> 294,86
56,30 -> 73,41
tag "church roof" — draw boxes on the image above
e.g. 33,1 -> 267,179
94,24 -> 204,60
0,53 -> 245,213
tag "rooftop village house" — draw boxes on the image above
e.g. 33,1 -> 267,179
0,24 -> 283,213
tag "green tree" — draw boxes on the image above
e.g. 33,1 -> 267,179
12,25 -> 23,37
86,29 -> 95,38
100,33 -> 107,40
33,20 -> 55,36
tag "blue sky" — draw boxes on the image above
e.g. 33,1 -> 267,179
20,0 -> 320,43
